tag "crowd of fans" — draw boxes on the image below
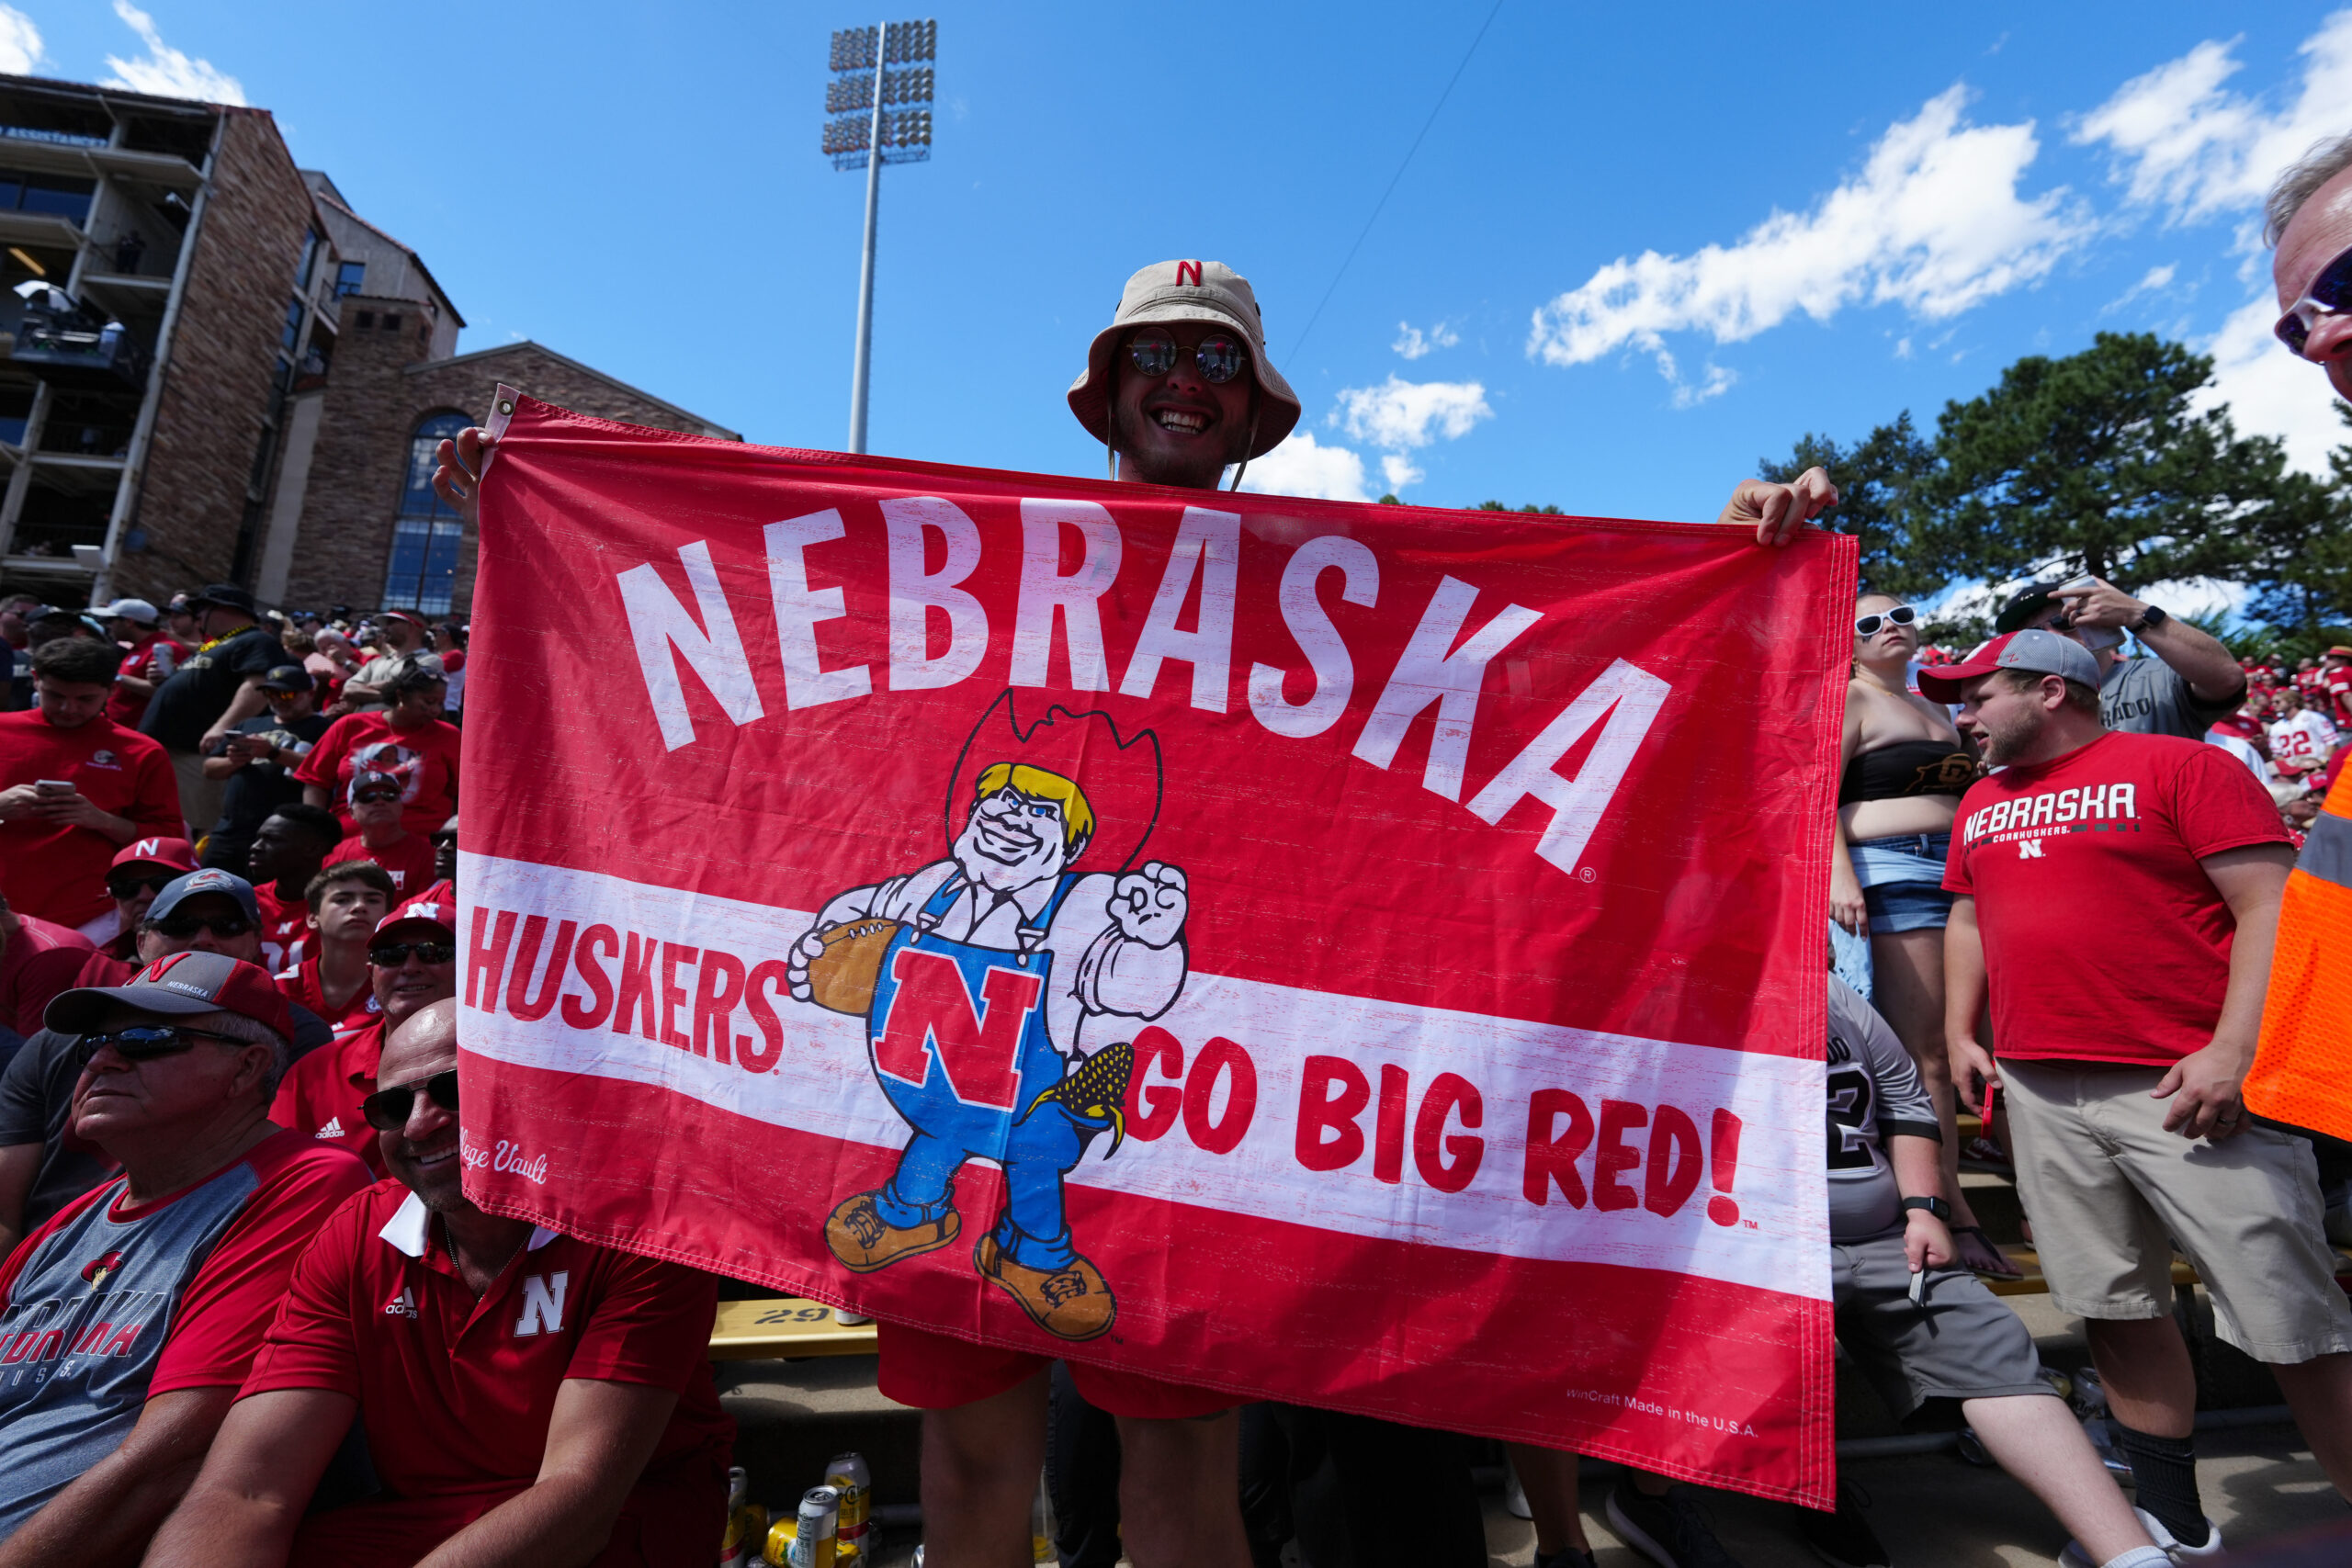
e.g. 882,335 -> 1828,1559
0,134 -> 2346,1568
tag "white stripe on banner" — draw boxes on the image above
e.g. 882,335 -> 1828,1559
460,852 -> 1828,1301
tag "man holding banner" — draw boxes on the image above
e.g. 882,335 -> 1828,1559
435,255 -> 1850,1562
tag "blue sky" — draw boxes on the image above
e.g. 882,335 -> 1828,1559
13,3 -> 2351,531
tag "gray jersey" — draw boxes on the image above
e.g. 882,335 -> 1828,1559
1826,976 -> 1940,1241
2101,656 -> 2237,739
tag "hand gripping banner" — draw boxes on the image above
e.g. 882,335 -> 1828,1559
458,394 -> 1856,1504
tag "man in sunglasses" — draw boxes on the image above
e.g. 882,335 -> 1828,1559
423,812 -> 458,904
0,951 -> 373,1564
2267,129 -> 2352,399
152,998 -> 734,1568
1988,579 -> 2245,742
245,805 -> 343,970
272,861 -> 395,1039
0,637 -> 185,938
0,869 -> 339,1258
324,771 -> 436,898
270,895 -> 457,1175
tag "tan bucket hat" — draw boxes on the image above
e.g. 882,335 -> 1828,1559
1068,260 -> 1302,462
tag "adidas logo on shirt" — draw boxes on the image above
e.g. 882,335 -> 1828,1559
383,1286 -> 418,1320
316,1117 -> 344,1139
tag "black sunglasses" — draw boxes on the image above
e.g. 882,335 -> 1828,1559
361,1067 -> 458,1132
78,1023 -> 246,1066
2277,245 -> 2352,357
107,871 -> 179,900
1855,604 -> 1918,637
144,913 -> 254,939
1126,328 -> 1249,385
352,788 -> 401,805
368,942 -> 456,966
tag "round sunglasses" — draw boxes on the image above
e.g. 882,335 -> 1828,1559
1855,604 -> 1919,637
1126,328 -> 1248,385
361,1067 -> 459,1132
2277,244 -> 2352,357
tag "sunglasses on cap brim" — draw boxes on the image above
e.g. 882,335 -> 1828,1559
1855,604 -> 1918,637
2278,245 -> 2352,357
1125,328 -> 1249,385
361,1067 -> 458,1132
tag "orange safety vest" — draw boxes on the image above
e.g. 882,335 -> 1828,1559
2244,766 -> 2352,1140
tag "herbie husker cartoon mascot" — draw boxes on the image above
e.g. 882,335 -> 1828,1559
787,694 -> 1185,1341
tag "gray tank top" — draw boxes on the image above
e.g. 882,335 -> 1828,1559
0,1156 -> 266,1536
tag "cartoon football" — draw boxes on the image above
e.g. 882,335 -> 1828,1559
804,918 -> 902,1015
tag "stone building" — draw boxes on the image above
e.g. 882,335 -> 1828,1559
0,71 -> 735,619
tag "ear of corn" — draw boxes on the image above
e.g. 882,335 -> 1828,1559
1024,1039 -> 1135,1158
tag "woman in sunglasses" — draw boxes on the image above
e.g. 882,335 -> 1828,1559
1832,592 -> 2016,1279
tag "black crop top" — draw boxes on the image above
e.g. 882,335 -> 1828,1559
1839,739 -> 1975,805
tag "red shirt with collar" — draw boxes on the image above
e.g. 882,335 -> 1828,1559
273,955 -> 381,1041
268,1021 -> 387,1175
325,830 -> 436,900
0,710 -> 184,928
254,881 -> 310,972
243,1181 -> 730,1566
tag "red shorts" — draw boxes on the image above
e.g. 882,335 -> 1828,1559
876,1319 -> 1237,1420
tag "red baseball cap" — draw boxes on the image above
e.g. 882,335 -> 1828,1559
375,896 -> 457,942
1917,628 -> 2103,704
110,837 -> 199,876
45,950 -> 295,1042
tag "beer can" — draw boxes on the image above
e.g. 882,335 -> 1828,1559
786,1486 -> 840,1568
823,1452 -> 870,1547
718,1466 -> 752,1567
765,1518 -> 798,1566
150,641 -> 176,678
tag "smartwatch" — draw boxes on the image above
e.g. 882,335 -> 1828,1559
1900,1195 -> 1951,1221
2133,604 -> 2168,633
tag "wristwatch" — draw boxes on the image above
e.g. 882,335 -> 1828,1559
2132,604 -> 2169,633
1900,1195 -> 1951,1221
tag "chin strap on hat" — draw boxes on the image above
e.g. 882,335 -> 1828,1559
1227,408 -> 1260,492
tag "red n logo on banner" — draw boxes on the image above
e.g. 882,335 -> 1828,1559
1175,260 -> 1202,287
875,950 -> 1044,1109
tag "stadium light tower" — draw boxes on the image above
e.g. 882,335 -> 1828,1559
825,18 -> 935,455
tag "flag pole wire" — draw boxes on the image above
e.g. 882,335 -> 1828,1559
1287,0 -> 1506,361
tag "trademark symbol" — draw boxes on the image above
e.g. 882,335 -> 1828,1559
1579,866 -> 1595,883
1743,1219 -> 1758,1230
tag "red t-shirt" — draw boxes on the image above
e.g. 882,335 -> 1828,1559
102,635 -> 175,729
0,711 -> 184,928
326,830 -> 436,900
1944,731 -> 2293,1066
254,881 -> 310,972
8,945 -> 135,1037
274,958 -> 382,1043
291,713 -> 459,840
0,1130 -> 372,1393
243,1182 -> 730,1541
269,1021 -> 387,1174
2206,711 -> 2270,756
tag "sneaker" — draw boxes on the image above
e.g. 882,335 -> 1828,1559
1605,1473 -> 1746,1568
2058,1509 -> 2224,1567
1796,1482 -> 1888,1568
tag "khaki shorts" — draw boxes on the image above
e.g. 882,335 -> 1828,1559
2002,1058 -> 2352,1363
168,748 -> 223,840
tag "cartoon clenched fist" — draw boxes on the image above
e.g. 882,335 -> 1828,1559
1109,863 -> 1187,948
786,929 -> 826,1004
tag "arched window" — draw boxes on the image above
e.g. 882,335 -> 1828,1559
380,411 -> 472,614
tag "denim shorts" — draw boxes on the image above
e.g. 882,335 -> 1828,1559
1849,831 -> 1955,935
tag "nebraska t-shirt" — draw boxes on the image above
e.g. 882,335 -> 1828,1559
0,710 -> 184,927
0,1130 -> 372,1532
1944,731 -> 2292,1066
291,712 -> 459,840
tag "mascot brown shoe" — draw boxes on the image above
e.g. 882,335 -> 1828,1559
975,1232 -> 1116,1340
826,1190 -> 961,1272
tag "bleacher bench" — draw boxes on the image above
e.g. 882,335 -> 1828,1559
708,1299 -> 879,1360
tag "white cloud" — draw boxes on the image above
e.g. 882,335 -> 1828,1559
2103,263 -> 2178,311
1392,320 -> 1460,360
103,0 -> 245,105
1654,349 -> 1736,407
1380,454 -> 1423,492
1332,375 -> 1493,449
2075,13 -> 2352,227
0,6 -> 43,74
1237,432 -> 1373,502
1527,86 -> 2089,383
2200,289 -> 2346,474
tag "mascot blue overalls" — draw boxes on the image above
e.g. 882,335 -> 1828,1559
788,703 -> 1187,1341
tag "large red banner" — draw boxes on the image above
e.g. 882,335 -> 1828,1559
458,394 -> 1854,1503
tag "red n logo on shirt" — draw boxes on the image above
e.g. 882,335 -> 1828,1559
514,1270 -> 570,1337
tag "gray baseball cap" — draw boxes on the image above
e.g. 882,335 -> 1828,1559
1917,628 -> 2103,703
